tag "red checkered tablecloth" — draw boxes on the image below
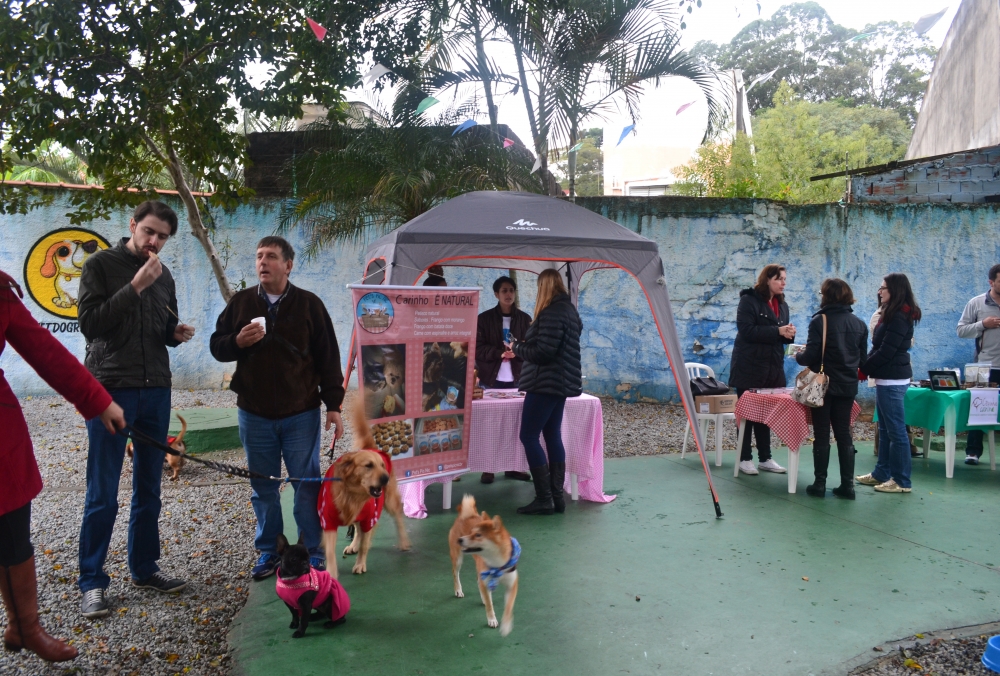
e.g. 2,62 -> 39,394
734,391 -> 861,452
399,393 -> 615,518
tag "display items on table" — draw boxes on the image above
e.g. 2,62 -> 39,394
350,285 -> 480,483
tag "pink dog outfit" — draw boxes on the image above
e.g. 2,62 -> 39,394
275,568 -> 350,619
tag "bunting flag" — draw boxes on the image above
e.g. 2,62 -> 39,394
746,67 -> 779,93
675,101 -> 696,115
617,124 -> 635,146
847,32 -> 875,42
306,18 -> 327,42
914,8 -> 947,35
503,138 -> 515,149
362,63 -> 391,86
531,156 -> 542,174
451,119 -> 477,136
569,141 -> 584,153
416,96 -> 440,115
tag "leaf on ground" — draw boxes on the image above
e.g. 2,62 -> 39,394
802,577 -> 809,581
166,653 -> 180,663
903,658 -> 923,669
914,633 -> 925,638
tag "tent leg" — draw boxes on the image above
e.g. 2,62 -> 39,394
570,473 -> 579,501
443,480 -> 452,510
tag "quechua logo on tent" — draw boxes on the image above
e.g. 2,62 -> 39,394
507,219 -> 550,231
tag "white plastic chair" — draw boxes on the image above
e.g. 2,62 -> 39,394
681,363 -> 736,467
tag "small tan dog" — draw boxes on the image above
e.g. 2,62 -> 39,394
318,400 -> 410,577
125,415 -> 188,480
449,495 -> 520,636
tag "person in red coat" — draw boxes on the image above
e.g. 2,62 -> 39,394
0,270 -> 124,662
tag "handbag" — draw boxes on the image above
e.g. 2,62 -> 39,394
791,314 -> 829,408
690,377 -> 730,397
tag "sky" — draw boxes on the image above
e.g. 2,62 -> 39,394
343,1 -> 958,154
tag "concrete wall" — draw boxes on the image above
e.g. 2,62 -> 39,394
2,193 -> 999,407
907,0 -> 1000,159
852,146 -> 1000,204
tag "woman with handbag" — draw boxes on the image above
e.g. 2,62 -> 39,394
729,264 -> 796,475
794,279 -> 869,499
857,273 -> 921,494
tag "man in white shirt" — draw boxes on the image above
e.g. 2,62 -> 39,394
957,264 -> 1000,464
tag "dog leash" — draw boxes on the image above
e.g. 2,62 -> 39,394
123,425 -> 340,483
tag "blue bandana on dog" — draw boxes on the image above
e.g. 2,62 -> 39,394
479,537 -> 520,592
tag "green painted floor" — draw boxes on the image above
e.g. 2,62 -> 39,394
229,443 -> 1000,676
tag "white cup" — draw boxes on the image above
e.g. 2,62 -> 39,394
251,316 -> 267,334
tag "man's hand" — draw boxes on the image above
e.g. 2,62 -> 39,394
326,410 -> 344,440
501,349 -> 515,360
984,316 -> 1000,329
778,324 -> 796,340
173,323 -> 195,343
98,402 -> 126,434
235,322 -> 266,348
131,254 -> 163,295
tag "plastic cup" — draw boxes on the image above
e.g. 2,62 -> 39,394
982,635 -> 1000,673
251,316 -> 267,334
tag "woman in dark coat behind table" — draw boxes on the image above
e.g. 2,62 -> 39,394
857,273 -> 921,494
729,264 -> 796,476
0,271 -> 125,662
795,279 -> 869,499
510,269 -> 583,515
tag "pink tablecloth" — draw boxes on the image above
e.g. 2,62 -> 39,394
399,393 -> 615,518
735,391 -> 861,452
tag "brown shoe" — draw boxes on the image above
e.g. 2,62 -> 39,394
0,557 -> 78,661
504,471 -> 532,482
480,473 -> 495,484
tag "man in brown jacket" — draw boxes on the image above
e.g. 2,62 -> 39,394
209,236 -> 344,580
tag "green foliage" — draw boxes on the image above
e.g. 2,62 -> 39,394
690,2 -> 936,125
674,81 -> 910,203
554,128 -> 603,196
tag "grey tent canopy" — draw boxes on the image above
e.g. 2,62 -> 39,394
356,191 -> 722,517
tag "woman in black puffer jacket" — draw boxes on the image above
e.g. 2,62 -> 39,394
795,279 -> 868,499
729,264 -> 797,475
510,269 -> 582,515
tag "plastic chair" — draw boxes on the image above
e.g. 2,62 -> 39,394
681,363 -> 735,467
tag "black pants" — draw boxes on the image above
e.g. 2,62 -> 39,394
736,389 -> 771,462
0,502 -> 33,567
810,394 -> 856,486
967,429 -> 984,458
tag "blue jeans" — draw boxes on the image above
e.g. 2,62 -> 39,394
239,407 -> 323,557
873,384 -> 911,488
518,393 -> 567,469
79,387 -> 170,592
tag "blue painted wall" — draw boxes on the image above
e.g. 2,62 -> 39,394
2,193 -> 997,407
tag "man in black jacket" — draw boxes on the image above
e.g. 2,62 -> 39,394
210,236 -> 345,580
77,201 -> 196,619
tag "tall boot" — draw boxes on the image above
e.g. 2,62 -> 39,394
517,465 -> 554,515
807,444 -> 830,497
549,462 -> 566,514
1,557 -> 77,661
833,445 -> 856,500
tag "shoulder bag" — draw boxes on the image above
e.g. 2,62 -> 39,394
791,314 -> 829,408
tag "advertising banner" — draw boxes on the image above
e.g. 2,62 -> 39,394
349,285 -> 480,483
968,388 -> 1000,427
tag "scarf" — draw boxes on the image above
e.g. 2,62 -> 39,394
479,537 -> 521,592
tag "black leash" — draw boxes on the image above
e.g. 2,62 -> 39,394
124,425 -> 340,484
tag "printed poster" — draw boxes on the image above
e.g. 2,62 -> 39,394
350,285 -> 480,483
968,388 -> 1000,427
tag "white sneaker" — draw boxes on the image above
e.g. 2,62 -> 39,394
758,459 -> 787,474
738,460 -> 759,475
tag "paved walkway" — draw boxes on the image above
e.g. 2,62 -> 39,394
229,443 -> 1000,676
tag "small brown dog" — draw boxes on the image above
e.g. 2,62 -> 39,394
449,495 -> 519,636
318,399 -> 410,577
125,415 -> 187,480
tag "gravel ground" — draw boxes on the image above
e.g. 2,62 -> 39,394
856,633 -> 995,676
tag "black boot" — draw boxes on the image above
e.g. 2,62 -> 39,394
833,445 -> 856,500
807,444 -> 830,497
517,465 -> 555,515
549,462 -> 566,513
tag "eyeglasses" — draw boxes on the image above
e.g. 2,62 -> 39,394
878,286 -> 888,291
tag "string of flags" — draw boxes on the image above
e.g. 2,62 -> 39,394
675,101 -> 695,115
914,8 -> 947,35
503,138 -> 515,148
416,96 -> 440,115
306,18 -> 327,41
746,67 -> 779,93
847,32 -> 875,43
617,124 -> 635,146
451,119 -> 477,136
569,141 -> 584,153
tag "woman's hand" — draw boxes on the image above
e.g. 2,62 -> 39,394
98,402 -> 126,434
778,324 -> 796,340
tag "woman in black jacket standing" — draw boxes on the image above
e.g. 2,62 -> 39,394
509,269 -> 583,515
729,264 -> 796,475
856,273 -> 921,494
795,279 -> 868,499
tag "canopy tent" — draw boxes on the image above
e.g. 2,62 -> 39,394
352,191 -> 722,517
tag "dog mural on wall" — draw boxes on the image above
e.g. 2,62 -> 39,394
23,229 -> 110,320
39,238 -> 100,308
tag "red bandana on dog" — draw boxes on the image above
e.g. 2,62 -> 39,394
318,450 -> 392,533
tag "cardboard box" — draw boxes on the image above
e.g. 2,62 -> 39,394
695,394 -> 737,414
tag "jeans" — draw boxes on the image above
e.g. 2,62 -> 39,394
239,407 -> 323,557
79,387 -> 170,592
967,430 -> 984,458
872,384 -> 911,488
736,388 -> 772,462
809,394 -> 856,486
518,393 -> 567,469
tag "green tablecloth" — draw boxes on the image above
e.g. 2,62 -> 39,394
901,388 -> 1000,433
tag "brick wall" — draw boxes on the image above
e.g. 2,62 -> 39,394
851,146 -> 1000,204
